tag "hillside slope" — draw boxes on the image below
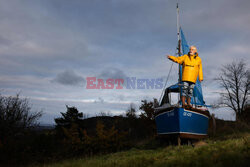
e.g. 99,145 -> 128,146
37,132 -> 250,167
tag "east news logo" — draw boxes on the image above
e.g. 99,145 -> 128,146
86,77 -> 164,89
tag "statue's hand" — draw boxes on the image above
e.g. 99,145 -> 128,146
166,55 -> 171,59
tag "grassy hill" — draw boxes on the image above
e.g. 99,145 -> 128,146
34,131 -> 250,167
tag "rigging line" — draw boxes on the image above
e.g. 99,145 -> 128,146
158,61 -> 174,103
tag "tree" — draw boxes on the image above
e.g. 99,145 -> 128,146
125,103 -> 137,118
55,105 -> 84,129
215,60 -> 250,121
138,99 -> 157,137
139,99 -> 157,120
61,120 -> 128,154
0,93 -> 42,143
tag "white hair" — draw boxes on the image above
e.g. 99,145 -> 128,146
190,45 -> 197,50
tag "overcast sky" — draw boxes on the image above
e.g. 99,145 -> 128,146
0,0 -> 249,124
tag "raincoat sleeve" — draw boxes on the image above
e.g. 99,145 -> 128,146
168,55 -> 185,64
198,60 -> 203,81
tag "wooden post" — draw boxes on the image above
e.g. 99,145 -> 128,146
211,114 -> 216,136
177,136 -> 181,146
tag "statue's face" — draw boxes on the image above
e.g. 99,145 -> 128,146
189,46 -> 197,55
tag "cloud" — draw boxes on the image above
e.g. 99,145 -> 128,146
52,70 -> 85,86
1,0 -> 249,123
178,0 -> 250,32
98,67 -> 127,80
0,35 -> 11,46
94,97 -> 104,103
96,67 -> 130,88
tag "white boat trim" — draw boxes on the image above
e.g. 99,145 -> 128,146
157,131 -> 207,135
155,109 -> 174,118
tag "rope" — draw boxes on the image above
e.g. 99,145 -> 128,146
158,61 -> 174,103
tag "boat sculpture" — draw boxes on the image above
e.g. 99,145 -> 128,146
155,3 -> 210,145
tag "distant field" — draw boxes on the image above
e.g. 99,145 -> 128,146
35,132 -> 250,167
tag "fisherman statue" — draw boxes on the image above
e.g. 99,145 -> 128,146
167,46 -> 203,108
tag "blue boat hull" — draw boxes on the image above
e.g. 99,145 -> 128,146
155,107 -> 209,138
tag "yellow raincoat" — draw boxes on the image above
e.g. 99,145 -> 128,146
169,54 -> 203,83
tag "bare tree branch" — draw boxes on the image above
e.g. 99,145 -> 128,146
215,60 -> 250,121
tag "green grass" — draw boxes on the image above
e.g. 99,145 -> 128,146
35,132 -> 250,167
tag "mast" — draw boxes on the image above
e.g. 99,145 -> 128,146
176,1 -> 182,104
177,2 -> 181,57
